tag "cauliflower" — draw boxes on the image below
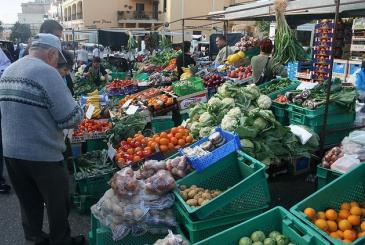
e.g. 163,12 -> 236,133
207,97 -> 222,113
198,112 -> 214,126
245,84 -> 261,99
221,97 -> 235,109
199,127 -> 214,138
257,95 -> 272,109
227,107 -> 242,119
189,121 -> 201,138
221,115 -> 239,132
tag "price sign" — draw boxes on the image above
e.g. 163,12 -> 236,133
85,104 -> 95,119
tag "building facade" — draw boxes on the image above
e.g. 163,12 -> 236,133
18,0 -> 51,34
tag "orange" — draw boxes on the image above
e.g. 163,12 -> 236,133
351,201 -> 360,207
325,209 -> 338,221
343,230 -> 357,241
339,210 -> 350,219
362,208 -> 365,216
304,208 -> 316,219
133,155 -> 141,162
186,135 -> 193,144
361,221 -> 365,231
159,145 -> 168,153
338,220 -> 352,231
154,136 -> 160,144
350,206 -> 362,216
317,211 -> 326,220
341,203 -> 351,210
315,219 -> 328,231
159,138 -> 169,146
175,133 -> 183,139
168,143 -> 175,151
178,138 -> 186,146
337,230 -> 344,239
327,220 -> 338,232
160,132 -> 168,138
347,215 -> 361,226
330,232 -> 340,239
170,127 -> 178,135
358,231 -> 365,238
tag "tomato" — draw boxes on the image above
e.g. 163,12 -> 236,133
127,137 -> 133,143
154,136 -> 160,144
167,133 -> 173,138
170,137 -> 178,145
133,155 -> 141,162
177,128 -> 186,135
160,132 -> 168,138
126,154 -> 134,161
134,140 -> 142,148
175,133 -> 183,140
127,148 -> 134,155
134,147 -> 142,153
159,138 -> 169,146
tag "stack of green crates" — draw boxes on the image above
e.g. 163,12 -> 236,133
151,115 -> 175,134
316,164 -> 342,190
271,101 -> 289,126
174,151 -> 271,243
287,103 -> 355,146
173,77 -> 205,97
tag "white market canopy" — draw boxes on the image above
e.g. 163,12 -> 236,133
209,0 -> 365,22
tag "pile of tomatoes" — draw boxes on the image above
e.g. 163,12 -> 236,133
227,66 -> 252,80
73,119 -> 112,136
115,126 -> 193,168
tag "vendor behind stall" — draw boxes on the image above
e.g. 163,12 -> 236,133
214,35 -> 234,65
84,57 -> 108,85
251,39 -> 287,84
176,41 -> 196,78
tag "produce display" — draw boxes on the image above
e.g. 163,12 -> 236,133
73,119 -> 112,137
74,150 -> 116,180
147,94 -> 176,110
153,230 -> 189,245
144,49 -> 180,67
114,127 -> 193,168
118,88 -> 162,107
187,82 -> 318,166
321,146 -> 344,169
148,72 -> 176,86
203,74 -> 225,88
274,95 -> 289,103
227,66 -> 252,80
259,78 -> 293,95
85,90 -> 103,119
105,79 -> 137,96
182,131 -> 226,158
285,81 -> 357,110
303,201 -> 365,243
238,230 -> 295,245
234,36 -> 260,51
178,185 -> 223,207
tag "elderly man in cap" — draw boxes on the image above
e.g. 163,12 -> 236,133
0,33 -> 84,245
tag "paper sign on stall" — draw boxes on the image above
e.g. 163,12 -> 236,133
85,104 -> 95,119
126,105 -> 139,115
107,143 -> 117,161
122,99 -> 133,109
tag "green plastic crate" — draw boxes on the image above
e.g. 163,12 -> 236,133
195,207 -> 330,245
173,77 -> 205,96
271,101 -> 289,126
259,79 -> 300,99
72,194 -> 98,214
316,164 -> 342,190
74,172 -> 113,198
86,139 -> 108,152
151,116 -> 175,134
88,231 -> 95,245
134,72 -> 149,81
290,164 -> 365,245
176,203 -> 268,243
288,111 -> 355,129
287,103 -> 352,117
110,72 -> 126,80
174,151 -> 270,220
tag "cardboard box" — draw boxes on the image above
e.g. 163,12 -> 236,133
177,90 -> 208,110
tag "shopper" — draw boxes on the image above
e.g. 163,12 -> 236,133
92,45 -> 101,58
251,38 -> 287,84
84,57 -> 109,85
214,35 -> 234,65
76,45 -> 89,66
0,47 -> 11,194
0,33 -> 84,245
176,41 -> 196,78
58,50 -> 75,95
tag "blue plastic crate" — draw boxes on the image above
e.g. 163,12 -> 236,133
179,128 -> 240,172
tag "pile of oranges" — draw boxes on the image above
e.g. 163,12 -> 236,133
304,201 -> 365,243
115,126 -> 193,168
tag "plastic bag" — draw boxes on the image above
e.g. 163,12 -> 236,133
111,168 -> 140,197
321,146 -> 343,168
144,193 -> 175,210
136,160 -> 166,180
331,155 -> 361,173
145,170 -> 176,195
144,209 -> 177,227
165,156 -> 192,179
354,102 -> 365,126
153,230 -> 189,245
348,130 -> 365,145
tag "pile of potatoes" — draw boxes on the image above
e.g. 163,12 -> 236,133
179,185 -> 223,207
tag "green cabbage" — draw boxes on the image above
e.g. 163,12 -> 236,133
253,117 -> 268,131
239,237 -> 253,245
251,231 -> 266,242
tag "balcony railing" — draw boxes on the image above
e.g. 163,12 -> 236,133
117,11 -> 158,21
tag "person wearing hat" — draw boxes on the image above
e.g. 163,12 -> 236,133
0,33 -> 84,245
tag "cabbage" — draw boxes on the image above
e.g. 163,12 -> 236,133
207,97 -> 222,113
189,103 -> 207,122
253,117 -> 268,131
221,97 -> 235,109
263,238 -> 275,245
199,127 -> 214,138
269,231 -> 281,240
239,237 -> 252,245
227,107 -> 242,119
257,95 -> 272,109
243,84 -> 261,100
275,235 -> 289,245
221,115 -> 239,132
251,231 -> 266,242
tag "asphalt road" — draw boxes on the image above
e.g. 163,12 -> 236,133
0,166 -> 91,245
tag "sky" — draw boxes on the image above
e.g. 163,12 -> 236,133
0,0 -> 25,24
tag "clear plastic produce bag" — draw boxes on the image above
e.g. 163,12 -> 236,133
153,230 -> 189,245
144,209 -> 177,227
145,170 -> 176,195
144,192 -> 175,210
111,167 -> 141,197
331,155 -> 361,173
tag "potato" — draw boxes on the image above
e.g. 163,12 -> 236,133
201,200 -> 210,206
181,192 -> 188,201
191,185 -> 197,189
188,190 -> 197,199
202,193 -> 212,200
180,185 -> 187,191
194,193 -> 202,200
198,198 -> 205,206
186,199 -> 198,206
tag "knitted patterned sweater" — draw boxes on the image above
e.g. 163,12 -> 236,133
0,56 -> 83,161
